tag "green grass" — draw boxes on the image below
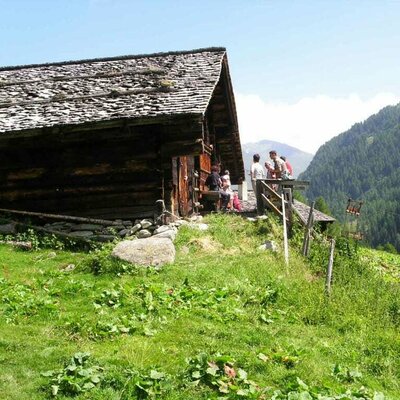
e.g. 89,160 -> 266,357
0,214 -> 399,399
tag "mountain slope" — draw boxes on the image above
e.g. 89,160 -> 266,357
242,140 -> 313,178
299,103 -> 400,250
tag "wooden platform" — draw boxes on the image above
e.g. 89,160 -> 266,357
292,199 -> 336,224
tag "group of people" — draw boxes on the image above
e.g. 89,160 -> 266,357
205,165 -> 241,211
204,150 -> 293,212
250,150 -> 293,195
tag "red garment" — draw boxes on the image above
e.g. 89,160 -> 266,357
233,193 -> 241,211
285,160 -> 293,176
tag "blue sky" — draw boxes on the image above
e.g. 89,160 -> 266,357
1,0 -> 400,152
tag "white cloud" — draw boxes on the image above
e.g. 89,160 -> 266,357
235,92 -> 400,153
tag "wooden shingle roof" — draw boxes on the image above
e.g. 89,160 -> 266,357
293,199 -> 336,224
0,47 -> 227,133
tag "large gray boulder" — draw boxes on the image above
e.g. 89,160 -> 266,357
112,237 -> 175,267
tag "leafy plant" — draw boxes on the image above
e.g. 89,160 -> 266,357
81,244 -> 138,275
185,352 -> 262,398
332,364 -> 363,383
257,347 -> 301,369
1,282 -> 57,323
270,376 -> 384,399
122,368 -> 171,398
94,286 -> 124,309
0,228 -> 81,251
103,366 -> 172,399
41,352 -> 103,397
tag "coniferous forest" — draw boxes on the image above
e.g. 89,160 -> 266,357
299,103 -> 400,251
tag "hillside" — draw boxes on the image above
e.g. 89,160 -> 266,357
299,103 -> 400,251
242,140 -> 313,178
0,215 -> 399,399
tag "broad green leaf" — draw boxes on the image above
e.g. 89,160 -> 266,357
83,382 -> 95,390
192,370 -> 202,379
237,368 -> 248,380
218,382 -> 229,393
299,392 -> 312,400
206,366 -> 219,376
91,375 -> 101,383
257,353 -> 269,362
144,327 -> 156,336
41,370 -> 55,377
150,370 -> 165,380
78,369 -> 90,377
296,377 -> 309,390
51,385 -> 59,396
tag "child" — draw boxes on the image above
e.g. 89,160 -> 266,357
221,176 -> 234,210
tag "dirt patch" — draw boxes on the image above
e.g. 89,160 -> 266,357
188,236 -> 223,253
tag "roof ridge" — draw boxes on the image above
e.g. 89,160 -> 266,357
0,47 -> 226,72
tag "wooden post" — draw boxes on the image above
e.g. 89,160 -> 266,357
0,207 -> 121,226
283,188 -> 293,238
238,180 -> 248,201
256,179 -> 265,215
281,194 -> 289,267
302,201 -> 315,257
325,238 -> 335,296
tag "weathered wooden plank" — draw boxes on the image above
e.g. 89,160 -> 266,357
260,181 -> 281,201
73,206 -> 155,220
160,139 -> 204,158
1,196 -> 158,216
0,147 -> 158,170
0,208 -> 120,226
262,179 -> 310,187
0,188 -> 159,203
0,113 -> 203,138
0,175 -> 161,190
261,193 -> 284,218
2,163 -> 160,179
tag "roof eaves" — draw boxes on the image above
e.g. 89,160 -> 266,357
200,51 -> 226,117
0,47 -> 227,71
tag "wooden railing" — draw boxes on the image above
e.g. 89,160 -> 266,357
255,179 -> 310,226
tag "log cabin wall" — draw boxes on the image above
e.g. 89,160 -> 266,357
0,117 -> 204,219
0,127 -> 160,219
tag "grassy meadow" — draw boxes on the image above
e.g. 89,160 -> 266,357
0,214 -> 399,399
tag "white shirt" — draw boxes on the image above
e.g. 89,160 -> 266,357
251,162 -> 265,181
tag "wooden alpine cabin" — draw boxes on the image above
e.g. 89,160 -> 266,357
0,47 -> 245,219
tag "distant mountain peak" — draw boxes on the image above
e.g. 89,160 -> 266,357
241,139 -> 314,178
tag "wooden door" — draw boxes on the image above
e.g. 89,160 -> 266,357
177,156 -> 189,216
198,153 -> 211,190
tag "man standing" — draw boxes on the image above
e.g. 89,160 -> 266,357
267,150 -> 288,179
250,153 -> 265,196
